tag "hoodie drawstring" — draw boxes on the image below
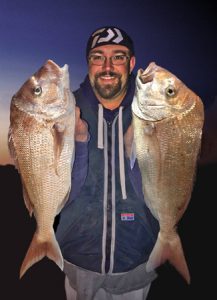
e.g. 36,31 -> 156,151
97,104 -> 127,200
97,104 -> 104,149
118,106 -> 127,199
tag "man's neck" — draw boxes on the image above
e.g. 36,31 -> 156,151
96,92 -> 126,110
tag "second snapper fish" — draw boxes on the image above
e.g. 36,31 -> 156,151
131,62 -> 204,284
8,60 -> 75,278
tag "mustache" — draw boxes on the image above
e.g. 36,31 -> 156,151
95,71 -> 121,78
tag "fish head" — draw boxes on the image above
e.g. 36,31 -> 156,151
132,62 -> 201,121
11,60 -> 72,119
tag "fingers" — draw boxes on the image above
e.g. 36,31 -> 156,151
74,106 -> 88,142
75,106 -> 80,123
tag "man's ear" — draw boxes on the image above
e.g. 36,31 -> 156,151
130,56 -> 136,73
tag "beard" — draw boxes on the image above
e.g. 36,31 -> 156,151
93,71 -> 125,99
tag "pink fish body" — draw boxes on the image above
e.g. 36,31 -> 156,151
132,62 -> 204,284
8,60 -> 75,278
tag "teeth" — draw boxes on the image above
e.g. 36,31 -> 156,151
101,76 -> 113,79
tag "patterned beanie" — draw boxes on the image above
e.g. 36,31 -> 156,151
86,26 -> 135,58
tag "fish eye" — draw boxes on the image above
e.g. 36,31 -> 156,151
33,86 -> 42,96
165,86 -> 176,97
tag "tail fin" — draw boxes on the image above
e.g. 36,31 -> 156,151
146,231 -> 191,284
19,230 -> 63,279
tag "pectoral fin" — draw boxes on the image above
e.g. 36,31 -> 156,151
8,128 -> 19,170
129,141 -> 137,169
22,182 -> 34,217
124,124 -> 137,169
52,122 -> 66,175
57,186 -> 71,214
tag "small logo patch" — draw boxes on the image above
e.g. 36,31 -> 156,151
121,213 -> 135,221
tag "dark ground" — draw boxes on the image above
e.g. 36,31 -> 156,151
1,161 -> 216,299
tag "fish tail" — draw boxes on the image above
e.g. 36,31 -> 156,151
19,230 -> 63,279
146,232 -> 191,284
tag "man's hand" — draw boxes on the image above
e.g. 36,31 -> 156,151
75,107 -> 88,142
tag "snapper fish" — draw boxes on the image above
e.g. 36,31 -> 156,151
131,62 -> 204,284
8,60 -> 75,278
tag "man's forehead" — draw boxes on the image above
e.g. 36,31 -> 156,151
89,44 -> 129,55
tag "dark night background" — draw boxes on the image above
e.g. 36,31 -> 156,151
1,0 -> 216,299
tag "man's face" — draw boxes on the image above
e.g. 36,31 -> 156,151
88,45 -> 135,101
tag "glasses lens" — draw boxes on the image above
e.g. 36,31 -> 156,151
89,55 -> 104,65
111,55 -> 128,65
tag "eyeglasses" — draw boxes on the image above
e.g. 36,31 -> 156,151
88,54 -> 130,66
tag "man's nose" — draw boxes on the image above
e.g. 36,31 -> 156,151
103,57 -> 113,70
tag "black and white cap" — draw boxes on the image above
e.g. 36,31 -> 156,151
86,26 -> 135,58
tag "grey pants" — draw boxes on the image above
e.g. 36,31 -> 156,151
63,260 -> 157,300
65,276 -> 151,300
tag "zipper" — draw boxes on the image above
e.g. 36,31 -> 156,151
105,120 -> 112,273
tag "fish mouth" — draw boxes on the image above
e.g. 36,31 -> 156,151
44,60 -> 70,88
138,62 -> 158,84
61,63 -> 69,74
139,71 -> 154,84
61,64 -> 70,89
46,59 -> 61,68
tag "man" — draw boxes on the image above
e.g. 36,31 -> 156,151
56,26 -> 159,300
